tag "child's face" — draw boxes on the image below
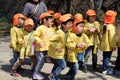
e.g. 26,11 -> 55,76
33,0 -> 39,2
18,18 -> 24,27
63,21 -> 73,31
76,23 -> 84,34
89,15 -> 96,22
45,16 -> 53,27
24,25 -> 33,32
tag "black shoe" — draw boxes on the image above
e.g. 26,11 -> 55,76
92,66 -> 100,72
16,66 -> 24,74
82,66 -> 87,73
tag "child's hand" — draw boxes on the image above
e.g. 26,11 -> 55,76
56,47 -> 62,53
21,40 -> 24,44
40,42 -> 44,48
89,27 -> 96,32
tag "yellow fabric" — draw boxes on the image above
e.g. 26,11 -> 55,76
33,25 -> 54,51
48,29 -> 66,59
75,33 -> 90,53
117,27 -> 120,47
100,24 -> 117,51
66,32 -> 77,62
20,30 -> 34,59
66,32 -> 90,62
10,26 -> 23,52
84,21 -> 100,46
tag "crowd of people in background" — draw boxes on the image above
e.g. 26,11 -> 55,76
9,0 -> 120,80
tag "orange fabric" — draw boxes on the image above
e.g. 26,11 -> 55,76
24,18 -> 34,27
53,13 -> 62,19
104,10 -> 117,24
86,9 -> 96,16
40,12 -> 52,20
73,19 -> 84,33
48,10 -> 54,15
13,13 -> 26,26
59,14 -> 72,23
74,13 -> 83,21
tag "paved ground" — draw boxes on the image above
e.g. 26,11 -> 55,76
0,36 -> 120,80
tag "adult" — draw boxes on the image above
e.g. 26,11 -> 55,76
23,0 -> 48,30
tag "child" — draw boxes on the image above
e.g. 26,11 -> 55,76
11,18 -> 35,76
100,10 -> 117,75
33,12 -> 54,80
10,13 -> 26,76
114,26 -> 120,75
84,9 -> 100,72
74,13 -> 90,73
48,14 -> 72,80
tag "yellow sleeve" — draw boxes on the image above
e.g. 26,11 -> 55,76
108,26 -> 116,48
33,27 -> 42,44
66,33 -> 76,50
83,34 -> 90,49
94,21 -> 100,34
10,27 -> 17,50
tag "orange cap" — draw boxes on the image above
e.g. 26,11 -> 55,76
48,10 -> 54,15
24,18 -> 34,27
73,19 -> 84,33
40,12 -> 52,20
74,13 -> 83,22
104,10 -> 117,24
13,13 -> 26,26
59,14 -> 72,23
86,9 -> 96,16
53,13 -> 62,19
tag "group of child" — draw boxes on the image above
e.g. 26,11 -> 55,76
9,9 -> 119,80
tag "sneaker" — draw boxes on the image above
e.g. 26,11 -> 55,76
93,66 -> 100,72
82,66 -> 87,73
33,72 -> 44,80
48,74 -> 56,80
103,69 -> 113,75
65,75 -> 70,80
11,69 -> 20,77
114,69 -> 120,76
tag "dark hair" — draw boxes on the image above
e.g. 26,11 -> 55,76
61,19 -> 73,25
40,16 -> 52,25
29,0 -> 40,4
86,16 -> 90,22
103,24 -> 107,34
76,22 -> 84,27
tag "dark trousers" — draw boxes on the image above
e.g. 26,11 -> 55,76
103,51 -> 112,71
84,46 -> 98,68
114,47 -> 120,71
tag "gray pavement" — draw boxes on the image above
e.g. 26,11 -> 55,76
0,36 -> 120,80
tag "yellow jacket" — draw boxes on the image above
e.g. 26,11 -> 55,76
100,24 -> 117,51
10,26 -> 23,52
75,33 -> 90,53
33,25 -> 54,51
117,27 -> 120,47
66,32 -> 90,62
84,21 -> 100,46
48,29 -> 66,59
20,30 -> 35,59
66,32 -> 77,62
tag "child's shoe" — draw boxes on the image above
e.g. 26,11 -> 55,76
11,69 -> 20,77
33,72 -> 44,80
82,65 -> 87,73
103,68 -> 113,75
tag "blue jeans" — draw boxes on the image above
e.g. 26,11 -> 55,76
66,62 -> 79,80
114,47 -> 120,71
12,49 -> 19,65
103,51 -> 112,71
52,59 -> 66,76
34,51 -> 46,74
84,46 -> 97,68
